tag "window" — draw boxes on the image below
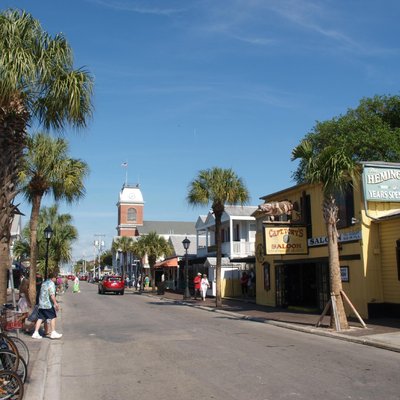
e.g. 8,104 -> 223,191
336,185 -> 354,229
127,208 -> 137,222
301,193 -> 312,239
234,224 -> 240,241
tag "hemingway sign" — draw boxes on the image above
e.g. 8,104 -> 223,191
363,165 -> 400,202
265,226 -> 308,255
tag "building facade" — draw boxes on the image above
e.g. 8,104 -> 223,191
254,162 -> 400,319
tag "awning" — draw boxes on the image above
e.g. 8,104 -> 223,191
154,257 -> 179,269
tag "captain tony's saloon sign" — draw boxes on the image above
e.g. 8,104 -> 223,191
363,163 -> 400,202
264,226 -> 308,255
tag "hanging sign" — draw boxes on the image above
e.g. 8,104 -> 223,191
264,226 -> 308,255
363,165 -> 400,202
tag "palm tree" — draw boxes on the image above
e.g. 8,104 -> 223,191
187,167 -> 250,307
134,232 -> 172,293
19,132 -> 88,305
292,140 -> 360,330
13,204 -> 77,280
112,236 -> 134,278
0,9 -> 93,304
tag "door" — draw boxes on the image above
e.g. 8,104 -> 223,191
316,262 -> 329,311
275,265 -> 288,307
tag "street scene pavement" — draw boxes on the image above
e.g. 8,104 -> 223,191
22,283 -> 400,400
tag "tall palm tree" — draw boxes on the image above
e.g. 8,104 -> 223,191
0,9 -> 93,304
292,140 -> 360,330
112,236 -> 134,278
134,232 -> 172,293
13,204 -> 77,280
19,132 -> 88,305
187,167 -> 249,307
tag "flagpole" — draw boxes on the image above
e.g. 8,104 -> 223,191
121,162 -> 128,185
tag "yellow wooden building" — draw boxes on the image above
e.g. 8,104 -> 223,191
254,162 -> 400,319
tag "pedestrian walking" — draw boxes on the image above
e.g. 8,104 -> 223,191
200,274 -> 210,301
73,275 -> 80,293
193,272 -> 201,300
32,272 -> 63,340
240,271 -> 249,297
144,275 -> 150,289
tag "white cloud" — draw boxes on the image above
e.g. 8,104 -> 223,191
86,0 -> 185,16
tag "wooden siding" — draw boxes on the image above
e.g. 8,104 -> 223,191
380,220 -> 400,303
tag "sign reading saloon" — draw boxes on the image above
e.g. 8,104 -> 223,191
363,165 -> 400,202
264,226 -> 308,255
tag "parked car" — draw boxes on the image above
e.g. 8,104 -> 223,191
98,275 -> 124,295
79,275 -> 88,281
67,274 -> 75,281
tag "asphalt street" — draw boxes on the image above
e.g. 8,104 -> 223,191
24,282 -> 400,400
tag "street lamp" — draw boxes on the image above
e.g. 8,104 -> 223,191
44,225 -> 53,280
182,237 -> 191,300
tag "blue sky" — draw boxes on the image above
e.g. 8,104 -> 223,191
6,0 -> 400,263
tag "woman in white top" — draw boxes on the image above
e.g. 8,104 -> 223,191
200,274 -> 210,301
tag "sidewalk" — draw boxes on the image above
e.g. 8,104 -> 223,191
134,288 -> 400,353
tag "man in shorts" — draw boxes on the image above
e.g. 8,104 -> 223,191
32,271 -> 62,339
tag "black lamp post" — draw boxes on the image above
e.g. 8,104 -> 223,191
44,225 -> 53,280
182,237 -> 191,300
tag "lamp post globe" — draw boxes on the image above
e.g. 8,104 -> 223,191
44,225 -> 53,280
182,237 -> 191,300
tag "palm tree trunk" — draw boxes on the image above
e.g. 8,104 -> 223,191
324,196 -> 349,330
0,243 -> 11,305
28,194 -> 43,306
215,211 -> 223,307
0,96 -> 29,304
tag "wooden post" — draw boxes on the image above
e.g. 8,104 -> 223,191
331,293 -> 341,332
316,299 -> 331,327
340,290 -> 367,328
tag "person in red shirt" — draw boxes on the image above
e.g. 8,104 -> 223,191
240,271 -> 249,297
193,272 -> 202,300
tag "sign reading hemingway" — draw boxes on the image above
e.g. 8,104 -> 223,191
363,165 -> 400,202
264,226 -> 308,255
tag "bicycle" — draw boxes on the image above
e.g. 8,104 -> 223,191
0,370 -> 24,400
0,350 -> 27,384
2,336 -> 29,368
0,307 -> 30,368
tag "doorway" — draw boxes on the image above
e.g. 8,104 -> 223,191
275,262 -> 329,311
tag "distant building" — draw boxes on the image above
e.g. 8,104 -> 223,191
114,183 -> 197,283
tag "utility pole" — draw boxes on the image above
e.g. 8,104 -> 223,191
94,234 -> 105,279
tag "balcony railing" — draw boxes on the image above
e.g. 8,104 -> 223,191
197,241 -> 255,257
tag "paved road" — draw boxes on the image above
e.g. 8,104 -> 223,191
47,282 -> 400,400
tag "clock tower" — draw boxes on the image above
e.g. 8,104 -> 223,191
116,183 -> 144,237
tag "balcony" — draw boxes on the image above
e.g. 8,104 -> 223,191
197,241 -> 255,258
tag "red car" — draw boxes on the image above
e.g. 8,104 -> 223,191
98,275 -> 124,295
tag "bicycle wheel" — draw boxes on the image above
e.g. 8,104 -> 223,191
4,337 -> 29,367
0,370 -> 24,400
0,351 -> 27,384
0,337 -> 19,368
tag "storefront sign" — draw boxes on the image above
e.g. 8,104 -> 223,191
264,226 -> 308,255
308,231 -> 361,247
363,165 -> 400,202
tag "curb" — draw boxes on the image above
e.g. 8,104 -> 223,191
24,340 -> 50,400
153,294 -> 400,354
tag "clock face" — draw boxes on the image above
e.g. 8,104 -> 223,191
256,243 -> 264,263
128,193 -> 135,199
